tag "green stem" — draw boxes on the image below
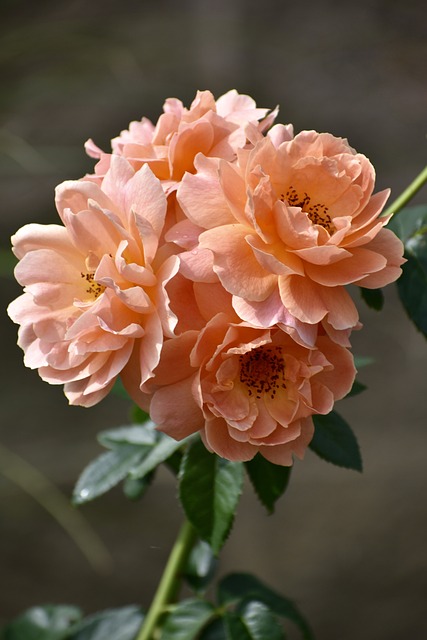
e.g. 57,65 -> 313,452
136,519 -> 198,640
382,165 -> 427,217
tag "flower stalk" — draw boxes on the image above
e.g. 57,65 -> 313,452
383,164 -> 427,217
136,519 -> 198,640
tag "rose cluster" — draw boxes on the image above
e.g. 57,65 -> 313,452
8,90 -> 404,465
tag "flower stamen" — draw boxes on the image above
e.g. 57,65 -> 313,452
281,186 -> 335,234
239,345 -> 286,400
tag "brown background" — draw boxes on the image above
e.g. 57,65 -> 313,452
1,1 -> 426,638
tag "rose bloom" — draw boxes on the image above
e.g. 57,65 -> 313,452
140,307 -> 356,466
176,126 -> 405,334
85,89 -> 276,191
7,157 -> 178,406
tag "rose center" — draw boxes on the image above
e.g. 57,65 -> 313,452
280,186 -> 335,234
80,271 -> 105,300
239,345 -> 286,400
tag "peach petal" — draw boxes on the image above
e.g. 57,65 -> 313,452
179,248 -> 218,283
320,286 -> 359,330
305,247 -> 387,286
202,417 -> 256,461
200,226 -> 277,301
152,374 -> 204,439
279,275 -> 328,324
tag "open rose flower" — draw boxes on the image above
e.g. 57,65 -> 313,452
7,157 -> 178,406
142,311 -> 356,465
85,89 -> 277,191
176,127 -> 405,334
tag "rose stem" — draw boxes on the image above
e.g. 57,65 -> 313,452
136,518 -> 198,640
383,164 -> 427,217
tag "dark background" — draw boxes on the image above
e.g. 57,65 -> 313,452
1,1 -> 426,638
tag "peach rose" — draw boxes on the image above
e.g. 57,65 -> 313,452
142,311 -> 356,466
176,128 -> 405,333
7,157 -> 178,406
85,89 -> 277,190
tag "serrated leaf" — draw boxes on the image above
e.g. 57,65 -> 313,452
353,355 -> 374,369
130,432 -> 195,480
345,379 -> 367,398
179,439 -> 244,554
310,411 -> 362,472
68,606 -> 143,640
199,617 -> 228,640
123,470 -> 155,501
161,599 -> 215,640
245,455 -> 291,514
238,600 -> 285,640
73,446 -> 145,505
388,204 -> 427,243
359,287 -> 384,311
388,204 -> 427,337
223,612 -> 252,640
3,605 -> 81,640
97,424 -> 157,449
218,573 -> 314,640
111,377 -> 131,400
131,405 -> 151,424
184,539 -> 218,592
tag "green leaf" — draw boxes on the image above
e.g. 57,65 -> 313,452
123,470 -> 156,501
359,287 -> 384,311
161,599 -> 215,640
237,601 -> 285,640
73,445 -> 146,505
179,439 -> 244,554
184,539 -> 218,592
388,204 -> 427,243
3,605 -> 81,640
310,411 -> 362,472
218,573 -> 314,640
345,379 -> 367,398
111,377 -> 131,400
68,606 -> 144,640
97,424 -> 157,449
388,204 -> 427,337
223,612 -> 252,640
131,405 -> 151,424
129,432 -> 194,480
245,454 -> 291,514
199,617 -> 228,640
353,355 -> 374,369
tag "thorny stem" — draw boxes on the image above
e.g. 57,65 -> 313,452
382,165 -> 427,218
136,519 -> 198,640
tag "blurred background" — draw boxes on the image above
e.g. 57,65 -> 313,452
1,0 -> 426,638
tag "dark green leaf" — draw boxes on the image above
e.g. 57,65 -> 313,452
388,204 -> 427,337
97,424 -> 157,449
223,612 -> 252,640
245,455 -> 291,514
353,355 -> 374,369
130,433 -> 195,480
3,605 -> 81,640
184,539 -> 218,592
111,377 -> 131,400
310,411 -> 362,472
123,470 -> 155,501
161,599 -> 215,640
73,445 -> 145,505
131,405 -> 151,424
218,573 -> 314,640
199,617 -> 227,640
387,204 -> 427,244
345,379 -> 367,398
359,287 -> 384,311
69,606 -> 143,640
179,439 -> 244,554
238,600 -> 285,640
